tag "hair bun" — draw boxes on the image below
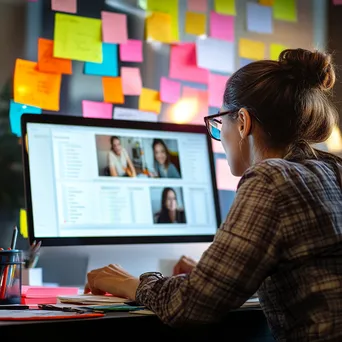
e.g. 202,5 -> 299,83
278,48 -> 335,91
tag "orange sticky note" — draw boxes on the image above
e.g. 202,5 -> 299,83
14,59 -> 61,111
146,12 -> 172,43
102,77 -> 124,104
259,0 -> 274,5
185,12 -> 206,35
139,88 -> 161,113
239,38 -> 265,60
37,38 -> 72,74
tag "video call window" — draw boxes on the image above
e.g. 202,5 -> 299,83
95,135 -> 182,179
150,187 -> 186,224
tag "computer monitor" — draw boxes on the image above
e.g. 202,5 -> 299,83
21,114 -> 221,246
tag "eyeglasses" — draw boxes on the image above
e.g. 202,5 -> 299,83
204,110 -> 235,141
204,109 -> 268,141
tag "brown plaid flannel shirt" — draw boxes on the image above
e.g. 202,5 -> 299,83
136,159 -> 342,341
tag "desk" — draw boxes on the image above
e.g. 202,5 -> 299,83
1,307 -> 275,341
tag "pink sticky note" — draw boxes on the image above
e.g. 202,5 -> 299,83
51,0 -> 77,13
170,43 -> 209,84
120,40 -> 143,63
82,100 -> 113,119
212,139 -> 225,154
333,0 -> 342,4
210,11 -> 234,41
121,67 -> 142,95
208,73 -> 228,108
187,0 -> 207,12
216,158 -> 241,191
182,86 -> 208,125
101,11 -> 128,44
160,77 -> 181,104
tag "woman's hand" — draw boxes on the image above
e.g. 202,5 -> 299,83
84,264 -> 140,300
173,255 -> 197,275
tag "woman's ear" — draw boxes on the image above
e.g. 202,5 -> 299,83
237,108 -> 252,139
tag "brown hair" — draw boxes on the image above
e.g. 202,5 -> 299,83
223,48 -> 342,170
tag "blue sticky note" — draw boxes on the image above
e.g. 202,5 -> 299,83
9,100 -> 42,137
84,43 -> 118,76
240,58 -> 253,68
246,2 -> 273,34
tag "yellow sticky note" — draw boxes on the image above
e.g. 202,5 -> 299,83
147,0 -> 179,41
53,13 -> 102,63
214,0 -> 236,15
139,88 -> 161,113
20,209 -> 28,239
270,43 -> 287,60
259,0 -> 274,5
239,38 -> 265,61
273,0 -> 297,22
146,12 -> 172,43
185,12 -> 206,36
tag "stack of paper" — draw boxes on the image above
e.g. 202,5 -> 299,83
57,294 -> 128,305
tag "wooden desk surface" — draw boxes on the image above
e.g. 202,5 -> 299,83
1,307 -> 275,341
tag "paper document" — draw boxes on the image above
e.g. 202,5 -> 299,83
58,294 -> 128,305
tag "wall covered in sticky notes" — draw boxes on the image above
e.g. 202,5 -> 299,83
4,0 -> 327,224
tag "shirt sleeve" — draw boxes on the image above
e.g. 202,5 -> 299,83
136,167 -> 282,327
107,151 -> 114,167
168,163 -> 181,178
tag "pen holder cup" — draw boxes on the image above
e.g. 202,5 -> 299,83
0,250 -> 22,305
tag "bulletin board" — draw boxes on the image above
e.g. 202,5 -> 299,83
8,0 -> 327,222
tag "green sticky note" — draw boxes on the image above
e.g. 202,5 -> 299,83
53,13 -> 103,63
147,0 -> 179,41
214,0 -> 236,15
270,43 -> 288,60
273,0 -> 297,22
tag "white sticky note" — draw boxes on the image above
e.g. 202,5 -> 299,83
246,2 -> 273,34
196,38 -> 235,73
113,107 -> 158,122
215,158 -> 241,191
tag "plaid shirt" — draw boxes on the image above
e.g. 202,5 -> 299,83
136,159 -> 342,341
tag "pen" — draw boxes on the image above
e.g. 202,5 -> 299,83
10,226 -> 18,250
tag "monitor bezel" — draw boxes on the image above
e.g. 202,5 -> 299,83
21,113 -> 221,247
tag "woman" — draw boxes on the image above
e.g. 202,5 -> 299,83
154,187 -> 186,224
107,136 -> 136,177
151,139 -> 181,178
85,49 -> 342,341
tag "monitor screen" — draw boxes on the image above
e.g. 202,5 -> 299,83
21,115 -> 221,246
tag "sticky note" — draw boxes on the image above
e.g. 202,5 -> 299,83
120,40 -> 143,63
182,86 -> 208,125
54,13 -> 102,63
239,38 -> 265,61
51,0 -> 77,13
187,0 -> 207,12
259,0 -> 274,5
14,59 -> 61,111
247,2 -> 273,34
273,0 -> 297,22
20,209 -> 28,239
214,0 -> 236,15
212,139 -> 225,154
209,11 -> 234,41
185,12 -> 206,36
82,100 -> 113,119
333,0 -> 342,4
208,73 -> 228,108
146,12 -> 173,43
160,77 -> 181,104
139,88 -> 161,113
196,38 -> 235,73
121,67 -> 142,95
147,0 -> 179,41
240,58 -> 253,67
9,100 -> 42,137
216,158 -> 241,191
169,43 -> 208,84
270,43 -> 287,60
114,107 -> 158,122
102,77 -> 124,104
84,43 -> 118,77
37,38 -> 72,74
101,11 -> 128,44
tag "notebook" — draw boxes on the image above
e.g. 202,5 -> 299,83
57,294 -> 128,305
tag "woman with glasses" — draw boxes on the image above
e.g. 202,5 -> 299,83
85,48 -> 342,341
